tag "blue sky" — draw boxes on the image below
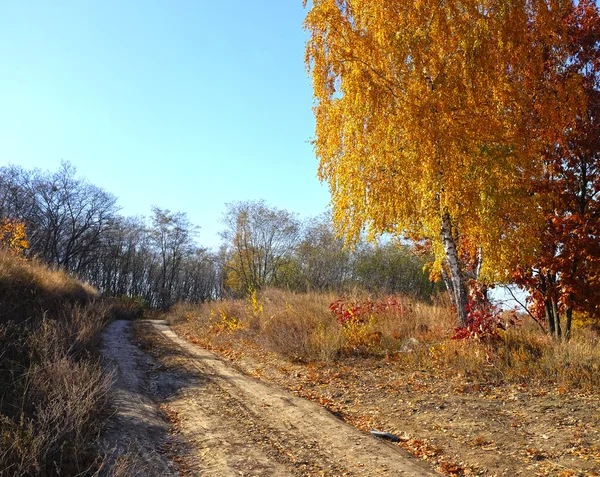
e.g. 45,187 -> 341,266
0,1 -> 330,249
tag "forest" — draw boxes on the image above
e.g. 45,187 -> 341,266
0,162 -> 440,308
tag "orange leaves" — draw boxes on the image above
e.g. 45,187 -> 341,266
511,1 -> 600,334
0,218 -> 28,255
438,461 -> 466,476
304,0 -> 584,291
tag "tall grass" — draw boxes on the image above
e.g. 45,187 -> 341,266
168,288 -> 600,390
0,248 -> 113,476
168,289 -> 454,361
406,327 -> 600,389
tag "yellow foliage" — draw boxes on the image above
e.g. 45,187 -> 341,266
572,310 -> 599,329
0,219 -> 29,255
210,307 -> 244,333
224,267 -> 243,294
304,0 -> 584,283
342,316 -> 378,351
247,288 -> 264,317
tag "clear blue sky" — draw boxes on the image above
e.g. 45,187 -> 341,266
0,1 -> 330,249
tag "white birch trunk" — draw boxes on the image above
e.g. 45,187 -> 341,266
440,212 -> 469,326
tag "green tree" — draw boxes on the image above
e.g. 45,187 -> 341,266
354,241 -> 441,300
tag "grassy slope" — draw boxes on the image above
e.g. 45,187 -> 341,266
0,247 -> 96,322
0,248 -> 111,476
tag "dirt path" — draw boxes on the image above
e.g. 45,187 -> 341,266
101,319 -> 438,476
100,319 -> 178,476
184,332 -> 600,477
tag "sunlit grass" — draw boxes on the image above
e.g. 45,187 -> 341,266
169,288 -> 600,391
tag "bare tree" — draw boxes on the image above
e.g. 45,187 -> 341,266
220,200 -> 300,295
150,207 -> 197,308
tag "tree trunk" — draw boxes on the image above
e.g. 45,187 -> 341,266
440,265 -> 455,308
565,306 -> 573,341
552,298 -> 562,339
440,212 -> 469,326
548,272 -> 562,339
540,274 -> 556,335
544,299 -> 556,336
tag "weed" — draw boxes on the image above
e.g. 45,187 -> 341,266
0,248 -> 112,475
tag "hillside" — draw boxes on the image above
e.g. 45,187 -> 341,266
0,248 -> 111,476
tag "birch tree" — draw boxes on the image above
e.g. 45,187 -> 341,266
304,0 -> 584,324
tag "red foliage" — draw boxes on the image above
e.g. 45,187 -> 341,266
452,286 -> 519,341
513,0 -> 600,331
329,296 -> 410,326
451,302 -> 517,342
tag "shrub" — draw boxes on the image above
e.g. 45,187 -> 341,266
452,288 -> 519,342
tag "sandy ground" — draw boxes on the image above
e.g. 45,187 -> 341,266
100,320 -> 438,476
100,319 -> 179,476
168,324 -> 600,477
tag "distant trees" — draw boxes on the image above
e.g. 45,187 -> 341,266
290,215 -> 351,292
220,200 -> 301,295
150,207 -> 197,309
38,162 -> 118,273
354,242 -> 441,299
0,162 -> 118,273
220,202 -> 439,300
0,164 -> 442,308
0,163 -> 220,308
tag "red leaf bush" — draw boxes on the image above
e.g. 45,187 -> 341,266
329,296 -> 409,326
452,286 -> 520,341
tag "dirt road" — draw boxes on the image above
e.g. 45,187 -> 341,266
100,319 -> 438,476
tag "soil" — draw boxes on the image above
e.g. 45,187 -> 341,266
172,322 -> 600,477
100,319 -> 439,476
100,319 -> 179,476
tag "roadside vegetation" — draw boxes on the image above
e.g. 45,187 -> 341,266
0,243 -> 112,476
168,289 -> 600,476
168,288 -> 600,392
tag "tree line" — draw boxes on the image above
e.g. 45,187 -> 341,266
0,163 -> 440,308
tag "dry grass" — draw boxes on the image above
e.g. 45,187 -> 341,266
167,289 -> 454,361
0,248 -> 97,324
0,248 -> 113,476
169,288 -> 600,391
405,327 -> 600,389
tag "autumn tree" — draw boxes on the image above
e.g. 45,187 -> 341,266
513,0 -> 600,339
0,219 -> 28,255
304,0 -> 584,324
